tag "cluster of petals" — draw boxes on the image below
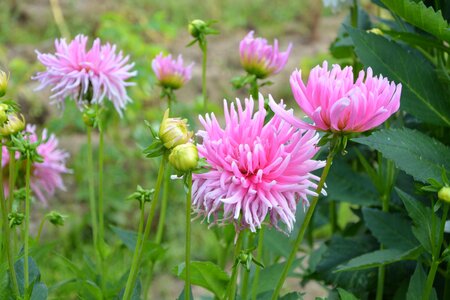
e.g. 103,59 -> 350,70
33,34 -> 137,116
152,52 -> 193,90
239,31 -> 292,79
270,61 -> 402,133
192,94 -> 325,233
2,125 -> 70,204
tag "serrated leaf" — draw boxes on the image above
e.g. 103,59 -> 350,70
326,161 -> 379,206
354,128 -> 450,183
362,208 -> 418,250
172,261 -> 229,298
336,247 -> 422,272
396,189 -> 439,254
347,27 -> 450,126
407,263 -> 438,300
381,0 -> 450,42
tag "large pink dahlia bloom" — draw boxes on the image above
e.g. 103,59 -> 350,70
269,61 -> 402,133
192,95 -> 325,233
239,31 -> 292,79
33,34 -> 137,116
152,52 -> 193,90
2,125 -> 70,204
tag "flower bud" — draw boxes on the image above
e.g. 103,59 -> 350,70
8,212 -> 24,228
82,107 -> 96,127
159,109 -> 193,149
438,187 -> 450,203
46,211 -> 67,226
0,113 -> 25,136
0,103 -> 9,125
0,70 -> 9,98
188,19 -> 207,38
169,143 -> 199,172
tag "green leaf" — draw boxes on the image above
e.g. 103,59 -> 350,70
381,0 -> 450,42
396,189 -> 439,254
326,160 -> 379,206
172,261 -> 229,299
30,282 -> 48,300
255,259 -> 302,294
354,128 -> 450,183
337,288 -> 359,300
111,226 -> 165,262
14,257 -> 41,296
362,208 -> 418,250
347,28 -> 450,126
336,247 -> 422,272
407,263 -> 438,300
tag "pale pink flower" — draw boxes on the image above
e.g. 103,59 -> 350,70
270,61 -> 402,133
33,34 -> 137,116
152,52 -> 193,90
192,94 -> 325,233
2,125 -> 70,204
239,31 -> 292,79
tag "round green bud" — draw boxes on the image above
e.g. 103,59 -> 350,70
0,103 -> 9,125
159,109 -> 193,149
438,186 -> 450,203
169,143 -> 199,172
0,70 -> 9,98
188,19 -> 207,38
47,211 -> 66,226
0,113 -> 25,136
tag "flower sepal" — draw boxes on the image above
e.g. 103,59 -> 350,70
8,211 -> 24,228
46,211 -> 67,226
233,247 -> 265,272
10,131 -> 43,163
127,185 -> 155,207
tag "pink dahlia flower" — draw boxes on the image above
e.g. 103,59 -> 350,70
192,94 -> 325,233
152,52 -> 193,90
239,31 -> 292,79
2,125 -> 71,204
33,34 -> 137,116
270,61 -> 402,133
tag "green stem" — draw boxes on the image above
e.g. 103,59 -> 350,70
249,78 -> 259,100
251,227 -> 265,300
376,195 -> 390,300
36,218 -> 46,244
8,149 -> 15,211
201,42 -> 208,111
123,157 -> 166,300
241,233 -> 254,300
0,142 -> 19,297
155,166 -> 170,244
87,127 -> 99,267
185,172 -> 193,300
98,128 -> 105,250
24,155 -> 31,295
350,0 -> 358,28
444,261 -> 450,300
271,151 -> 335,300
422,203 -> 449,300
329,200 -> 337,234
227,232 -> 244,300
97,127 -> 106,296
123,200 -> 146,300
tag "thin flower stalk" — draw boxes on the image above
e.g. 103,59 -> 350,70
227,232 -> 244,300
24,155 -> 31,293
0,142 -> 19,297
123,157 -> 166,300
251,227 -> 265,300
271,148 -> 336,300
185,172 -> 193,300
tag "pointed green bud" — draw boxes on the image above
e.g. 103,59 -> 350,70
159,109 -> 193,149
0,70 -> 9,98
0,113 -> 25,136
438,187 -> 450,203
169,143 -> 199,172
46,211 -> 67,226
188,19 -> 207,38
